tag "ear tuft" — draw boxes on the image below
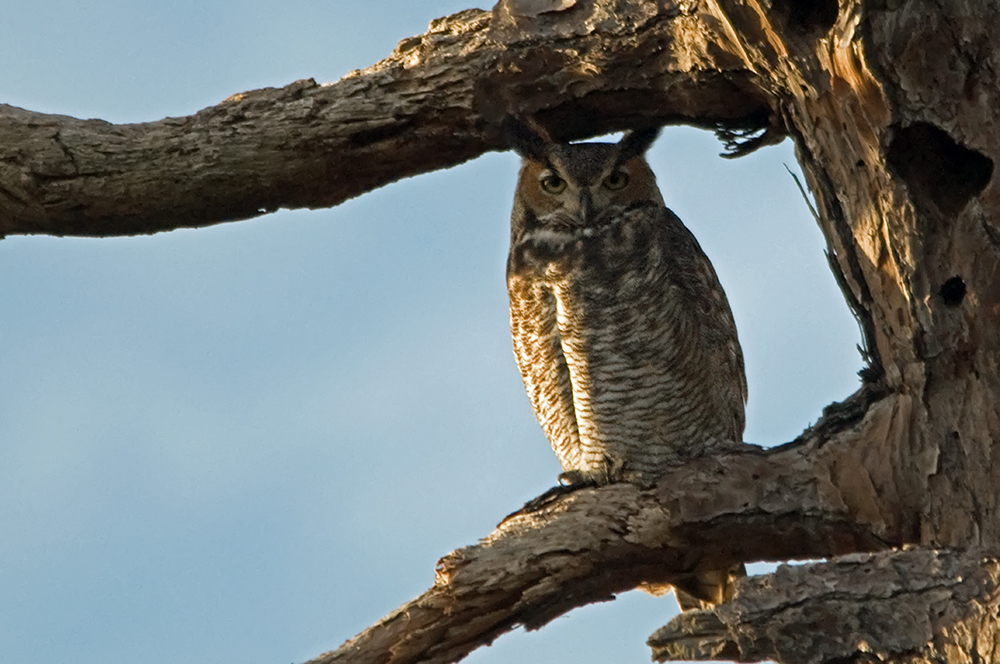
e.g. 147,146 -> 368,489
503,116 -> 552,161
617,127 -> 661,161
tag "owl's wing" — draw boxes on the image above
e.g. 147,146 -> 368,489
549,205 -> 747,475
663,209 -> 748,442
507,274 -> 584,474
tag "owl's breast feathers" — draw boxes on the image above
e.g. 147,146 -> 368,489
507,203 -> 746,484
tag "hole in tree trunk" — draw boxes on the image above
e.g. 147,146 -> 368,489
886,122 -> 994,218
940,277 -> 966,307
771,0 -> 838,33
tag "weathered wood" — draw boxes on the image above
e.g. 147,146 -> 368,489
315,0 -> 1000,659
5,0 -> 1000,662
0,5 -> 768,238
315,432 -> 891,664
642,0 -> 1000,658
650,548 -> 1000,664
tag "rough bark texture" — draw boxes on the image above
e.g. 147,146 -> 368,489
651,548 -> 1000,664
4,0 -> 999,663
0,6 -> 766,238
318,438 -> 890,664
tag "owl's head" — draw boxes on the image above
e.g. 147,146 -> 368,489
506,118 -> 663,231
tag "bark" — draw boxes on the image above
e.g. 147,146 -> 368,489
0,6 -> 765,238
4,0 -> 1000,663
650,548 -> 1000,664
316,430 -> 892,664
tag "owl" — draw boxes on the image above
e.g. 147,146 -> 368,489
505,119 -> 747,607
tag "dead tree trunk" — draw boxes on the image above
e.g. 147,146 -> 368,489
2,1 -> 998,662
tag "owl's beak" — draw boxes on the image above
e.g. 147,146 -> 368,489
574,191 -> 594,225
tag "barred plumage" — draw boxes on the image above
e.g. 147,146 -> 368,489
505,121 -> 747,607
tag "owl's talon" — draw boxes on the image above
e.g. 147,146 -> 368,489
557,470 -> 597,488
499,477 -> 596,525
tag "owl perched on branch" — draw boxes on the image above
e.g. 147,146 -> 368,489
504,119 -> 747,607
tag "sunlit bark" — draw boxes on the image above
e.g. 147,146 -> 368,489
4,1 -> 999,662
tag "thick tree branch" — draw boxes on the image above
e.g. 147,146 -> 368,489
649,548 -> 1000,664
0,4 -> 769,239
316,388 -> 910,664
7,0 -> 1000,662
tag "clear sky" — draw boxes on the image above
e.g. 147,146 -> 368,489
0,2 -> 862,663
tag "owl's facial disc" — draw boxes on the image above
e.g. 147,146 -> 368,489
531,160 -> 640,228
513,134 -> 663,238
533,166 -> 593,226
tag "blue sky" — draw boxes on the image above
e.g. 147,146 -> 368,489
0,2 -> 861,663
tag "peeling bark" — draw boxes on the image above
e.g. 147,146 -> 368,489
4,0 -> 1000,662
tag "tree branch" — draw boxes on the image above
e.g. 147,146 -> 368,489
649,548 -> 1000,663
9,0 -> 996,661
0,3 -> 770,238
315,387 -> 909,664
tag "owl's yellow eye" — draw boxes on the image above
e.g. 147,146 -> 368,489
604,170 -> 629,190
539,172 -> 567,194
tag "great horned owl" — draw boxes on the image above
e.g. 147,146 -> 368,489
505,120 -> 747,607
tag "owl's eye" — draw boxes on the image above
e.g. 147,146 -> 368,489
604,170 -> 629,190
539,172 -> 567,194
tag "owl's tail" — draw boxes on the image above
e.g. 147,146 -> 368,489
673,562 -> 747,611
